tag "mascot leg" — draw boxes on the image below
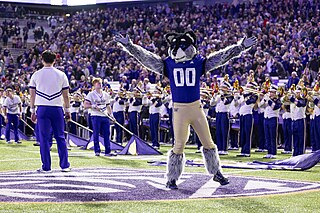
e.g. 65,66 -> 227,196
202,147 -> 229,185
166,149 -> 185,189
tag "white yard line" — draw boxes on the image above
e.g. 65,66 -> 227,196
0,158 -> 39,162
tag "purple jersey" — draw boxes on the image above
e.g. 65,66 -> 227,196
164,54 -> 206,103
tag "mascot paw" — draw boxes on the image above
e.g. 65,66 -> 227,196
114,33 -> 131,45
241,36 -> 257,49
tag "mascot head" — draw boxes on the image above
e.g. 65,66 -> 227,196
165,31 -> 197,63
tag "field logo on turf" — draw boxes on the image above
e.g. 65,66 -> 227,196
0,168 -> 319,202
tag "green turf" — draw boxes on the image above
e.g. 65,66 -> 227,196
0,140 -> 319,213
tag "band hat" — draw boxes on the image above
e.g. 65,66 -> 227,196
220,81 -> 232,89
269,84 -> 278,92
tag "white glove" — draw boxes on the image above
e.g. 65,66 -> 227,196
241,36 -> 257,50
114,33 -> 131,46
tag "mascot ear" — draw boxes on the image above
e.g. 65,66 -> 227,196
184,31 -> 197,45
165,33 -> 178,44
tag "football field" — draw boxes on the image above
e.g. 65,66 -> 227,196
0,140 -> 319,213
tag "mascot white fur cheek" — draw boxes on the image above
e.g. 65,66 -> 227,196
114,30 -> 257,189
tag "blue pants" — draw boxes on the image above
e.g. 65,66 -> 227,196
0,114 -> 3,132
91,116 -> 111,154
216,112 -> 229,151
37,106 -> 70,171
264,117 -> 278,155
230,129 -> 239,148
150,113 -> 160,147
283,118 -> 292,151
168,108 -> 174,144
240,114 -> 253,154
5,113 -> 19,142
35,123 -> 53,147
129,111 -> 139,136
292,119 -> 305,156
88,114 -> 93,137
310,118 -> 316,152
258,113 -> 266,150
69,112 -> 77,135
314,115 -> 320,151
113,111 -> 125,144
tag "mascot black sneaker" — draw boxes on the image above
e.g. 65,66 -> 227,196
166,180 -> 178,190
213,171 -> 229,185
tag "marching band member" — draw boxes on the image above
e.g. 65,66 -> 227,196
310,83 -> 320,152
142,90 -> 163,149
127,89 -> 143,136
69,92 -> 82,135
84,77 -> 114,157
263,85 -> 282,159
229,81 -> 241,150
290,86 -> 307,156
3,87 -> 22,144
112,89 -> 127,145
255,82 -> 269,153
237,81 -> 258,157
0,88 -> 5,140
211,80 -> 234,155
281,90 -> 293,154
163,86 -> 174,145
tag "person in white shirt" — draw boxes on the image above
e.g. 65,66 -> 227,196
127,89 -> 143,137
3,88 -> 22,144
289,86 -> 307,156
29,50 -> 71,173
84,77 -> 114,157
210,81 -> 233,155
263,85 -> 282,159
281,96 -> 293,154
142,92 -> 163,149
237,81 -> 258,157
0,88 -> 6,140
112,89 -> 127,144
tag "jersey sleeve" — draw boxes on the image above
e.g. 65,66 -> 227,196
2,98 -> 8,108
17,96 -> 22,104
28,74 -> 36,89
104,92 -> 111,105
62,73 -> 70,90
85,92 -> 93,104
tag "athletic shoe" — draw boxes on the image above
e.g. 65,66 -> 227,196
255,149 -> 264,152
105,153 -> 117,157
166,180 -> 178,189
236,153 -> 250,157
281,151 -> 292,154
15,141 -> 22,144
195,149 -> 201,153
263,154 -> 276,159
95,152 -> 100,156
152,146 -> 160,150
33,142 -> 40,146
37,168 -> 52,173
0,134 -> 5,140
213,171 -> 229,185
6,141 -> 12,144
61,167 -> 71,172
228,147 -> 239,150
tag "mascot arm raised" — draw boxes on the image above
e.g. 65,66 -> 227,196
204,36 -> 257,72
114,34 -> 164,75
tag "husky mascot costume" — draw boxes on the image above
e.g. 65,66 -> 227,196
114,31 -> 257,189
